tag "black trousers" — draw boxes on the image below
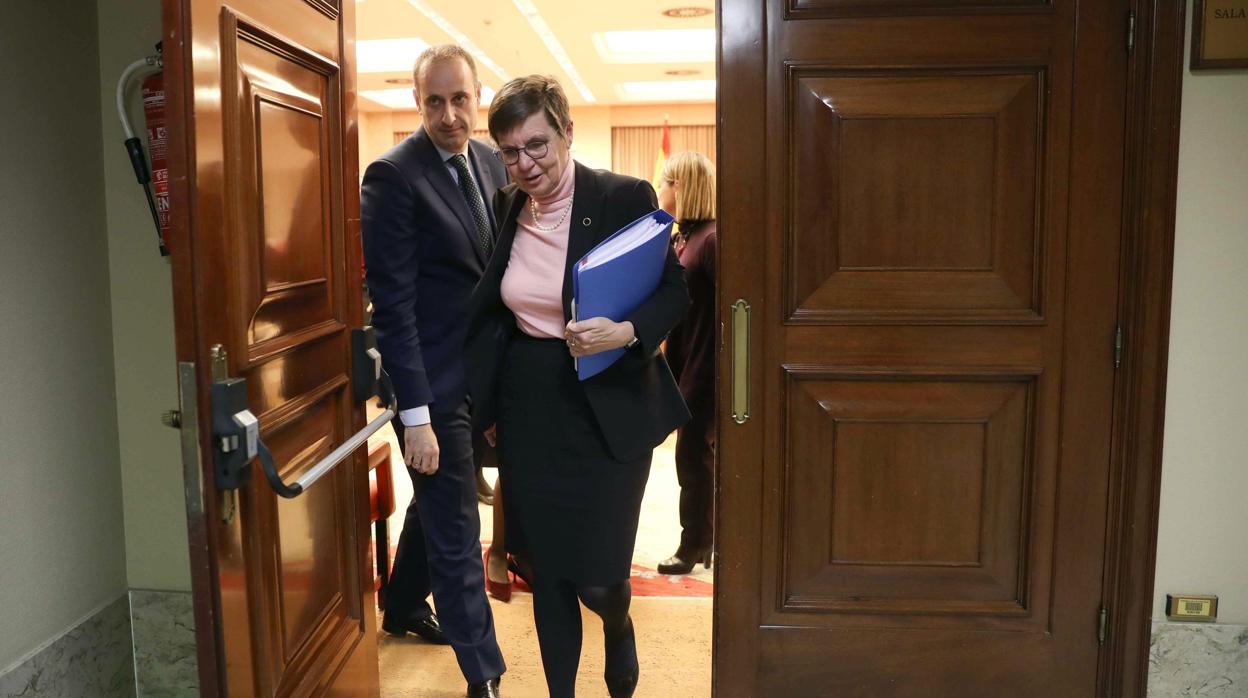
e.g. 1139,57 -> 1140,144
385,401 -> 505,683
674,408 -> 716,551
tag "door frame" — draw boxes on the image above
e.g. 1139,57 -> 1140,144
712,0 -> 1186,696
161,0 -> 223,694
1098,0 -> 1186,695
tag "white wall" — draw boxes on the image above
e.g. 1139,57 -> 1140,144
1152,5 -> 1248,624
0,1 -> 127,671
96,0 -> 191,592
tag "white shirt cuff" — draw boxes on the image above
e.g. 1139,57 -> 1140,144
399,405 -> 431,427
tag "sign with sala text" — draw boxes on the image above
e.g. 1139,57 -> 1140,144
1194,0 -> 1248,69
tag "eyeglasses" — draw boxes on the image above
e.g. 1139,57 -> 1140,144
494,139 -> 549,166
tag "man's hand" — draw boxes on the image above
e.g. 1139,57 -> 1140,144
404,423 -> 440,475
565,318 -> 634,357
484,424 -> 497,447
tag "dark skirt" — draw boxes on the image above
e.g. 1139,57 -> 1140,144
496,332 -> 652,586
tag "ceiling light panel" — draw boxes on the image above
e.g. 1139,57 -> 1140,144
512,0 -> 596,103
356,37 -> 430,73
360,88 -> 418,110
617,80 -> 716,102
405,0 -> 510,83
593,29 -> 714,64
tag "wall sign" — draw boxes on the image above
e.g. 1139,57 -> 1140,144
1193,0 -> 1248,69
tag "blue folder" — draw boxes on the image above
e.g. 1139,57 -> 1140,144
572,208 -> 675,380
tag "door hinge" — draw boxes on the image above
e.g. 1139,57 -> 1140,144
1098,607 -> 1109,645
1114,325 -> 1124,368
1126,10 -> 1136,53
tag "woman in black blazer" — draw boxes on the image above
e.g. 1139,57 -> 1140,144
465,75 -> 690,698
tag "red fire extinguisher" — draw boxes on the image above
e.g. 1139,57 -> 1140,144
117,43 -> 169,256
141,72 -> 171,246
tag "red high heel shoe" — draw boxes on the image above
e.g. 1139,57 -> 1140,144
484,545 -> 511,602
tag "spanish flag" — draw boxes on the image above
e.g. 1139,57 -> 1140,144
652,117 -> 671,191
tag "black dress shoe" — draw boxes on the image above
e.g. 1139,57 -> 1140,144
466,676 -> 501,698
381,613 -> 451,645
656,547 -> 713,575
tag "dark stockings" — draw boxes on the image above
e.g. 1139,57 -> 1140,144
532,578 -> 636,698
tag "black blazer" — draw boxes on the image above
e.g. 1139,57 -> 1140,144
361,127 -> 508,413
465,163 -> 692,463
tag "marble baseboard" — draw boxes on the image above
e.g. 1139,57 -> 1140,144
0,594 -> 136,698
129,590 -> 198,697
1149,621 -> 1248,696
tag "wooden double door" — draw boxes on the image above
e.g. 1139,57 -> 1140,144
167,0 -> 1136,695
716,0 -> 1130,695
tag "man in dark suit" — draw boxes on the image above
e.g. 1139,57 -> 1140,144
361,44 -> 506,698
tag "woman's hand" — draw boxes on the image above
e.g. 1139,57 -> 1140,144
565,318 -> 635,357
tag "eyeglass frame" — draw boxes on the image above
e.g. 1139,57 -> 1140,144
493,138 -> 550,166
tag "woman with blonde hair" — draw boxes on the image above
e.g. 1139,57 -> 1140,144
656,151 -> 718,575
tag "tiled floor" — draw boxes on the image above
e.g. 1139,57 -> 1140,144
368,415 -> 714,696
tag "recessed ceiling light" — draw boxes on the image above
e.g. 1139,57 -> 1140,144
593,29 -> 714,64
617,80 -> 716,102
665,69 -> 701,76
661,6 -> 712,18
356,38 -> 429,73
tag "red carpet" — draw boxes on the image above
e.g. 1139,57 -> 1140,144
382,543 -> 714,599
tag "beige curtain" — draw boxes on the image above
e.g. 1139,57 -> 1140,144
611,125 -> 716,184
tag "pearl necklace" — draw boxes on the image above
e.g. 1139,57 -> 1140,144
528,187 -> 575,232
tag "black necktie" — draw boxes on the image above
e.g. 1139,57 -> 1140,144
449,154 -> 493,257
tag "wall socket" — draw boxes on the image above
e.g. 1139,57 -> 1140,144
1165,594 -> 1218,622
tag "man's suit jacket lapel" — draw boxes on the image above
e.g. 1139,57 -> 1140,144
415,128 -> 488,267
562,163 -> 609,324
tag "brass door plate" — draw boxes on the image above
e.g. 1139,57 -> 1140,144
1165,594 -> 1219,622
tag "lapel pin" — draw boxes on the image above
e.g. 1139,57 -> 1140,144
583,217 -> 592,227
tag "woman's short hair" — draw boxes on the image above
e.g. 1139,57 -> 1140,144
488,75 -> 572,144
662,151 -> 716,224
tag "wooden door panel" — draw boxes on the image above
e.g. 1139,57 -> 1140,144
790,71 -> 1042,321
781,371 -> 1036,617
224,9 -> 360,692
718,0 -> 1126,693
757,626 -> 1064,697
787,1 -> 1050,17
223,10 -> 344,361
168,0 -> 376,693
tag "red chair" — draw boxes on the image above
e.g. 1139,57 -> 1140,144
368,440 -> 397,609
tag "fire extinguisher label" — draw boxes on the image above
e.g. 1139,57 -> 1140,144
142,74 -> 171,239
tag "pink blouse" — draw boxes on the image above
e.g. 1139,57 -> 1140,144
501,161 -> 577,339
